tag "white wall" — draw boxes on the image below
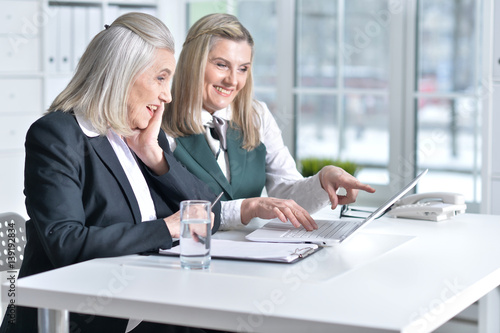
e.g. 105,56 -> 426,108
0,0 -> 43,218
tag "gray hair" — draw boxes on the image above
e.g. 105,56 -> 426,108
48,12 -> 175,137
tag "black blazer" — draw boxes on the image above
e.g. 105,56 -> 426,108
1,111 -> 221,333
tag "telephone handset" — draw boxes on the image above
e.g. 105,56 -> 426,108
387,192 -> 467,221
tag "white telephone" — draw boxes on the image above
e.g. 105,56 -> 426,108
387,192 -> 467,222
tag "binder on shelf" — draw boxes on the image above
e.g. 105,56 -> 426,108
106,5 -> 121,23
46,5 -> 59,73
72,6 -> 87,69
57,6 -> 72,73
86,6 -> 102,48
160,239 -> 321,264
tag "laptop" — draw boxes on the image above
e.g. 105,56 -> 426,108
246,169 -> 428,246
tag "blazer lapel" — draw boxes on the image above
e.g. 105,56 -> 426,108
89,136 -> 142,223
175,135 -> 233,198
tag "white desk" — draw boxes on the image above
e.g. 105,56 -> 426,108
4,212 -> 500,333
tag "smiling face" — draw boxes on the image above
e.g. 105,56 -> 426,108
202,39 -> 252,114
127,48 -> 175,130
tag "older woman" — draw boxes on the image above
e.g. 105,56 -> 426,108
163,13 -> 375,231
1,12 -> 222,333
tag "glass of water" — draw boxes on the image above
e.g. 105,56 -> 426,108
180,200 -> 211,269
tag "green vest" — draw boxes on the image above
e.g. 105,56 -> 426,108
174,126 -> 266,201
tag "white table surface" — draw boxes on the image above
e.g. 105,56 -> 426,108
5,212 -> 500,333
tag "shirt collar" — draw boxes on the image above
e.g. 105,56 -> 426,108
75,113 -> 100,137
202,107 -> 231,125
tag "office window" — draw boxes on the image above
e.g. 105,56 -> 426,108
186,1 -> 228,24
295,0 -> 390,184
294,0 -> 482,208
415,0 -> 482,205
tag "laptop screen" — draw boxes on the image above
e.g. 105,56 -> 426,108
363,169 -> 428,223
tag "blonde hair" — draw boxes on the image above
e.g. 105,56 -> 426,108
48,12 -> 175,137
163,13 -> 261,150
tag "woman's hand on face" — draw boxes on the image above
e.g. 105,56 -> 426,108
319,165 -> 376,209
241,197 -> 318,231
126,104 -> 169,175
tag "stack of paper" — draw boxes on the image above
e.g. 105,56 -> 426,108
160,239 -> 320,263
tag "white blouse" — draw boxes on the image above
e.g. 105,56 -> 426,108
167,101 -> 330,229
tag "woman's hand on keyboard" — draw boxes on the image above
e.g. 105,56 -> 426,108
241,197 -> 318,231
319,165 -> 376,209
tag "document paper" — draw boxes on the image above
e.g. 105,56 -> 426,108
160,239 -> 319,263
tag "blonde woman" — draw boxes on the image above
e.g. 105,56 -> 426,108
163,13 -> 375,230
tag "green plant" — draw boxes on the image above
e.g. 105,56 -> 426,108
299,158 -> 359,177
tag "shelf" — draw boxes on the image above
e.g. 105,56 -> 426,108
48,0 -> 104,5
108,0 -> 156,6
0,73 -> 43,78
48,0 -> 157,6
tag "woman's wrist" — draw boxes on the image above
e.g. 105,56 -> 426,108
140,148 -> 169,176
149,150 -> 169,175
318,165 -> 331,190
319,165 -> 339,190
240,198 -> 257,225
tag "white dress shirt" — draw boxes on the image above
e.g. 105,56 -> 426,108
167,101 -> 330,229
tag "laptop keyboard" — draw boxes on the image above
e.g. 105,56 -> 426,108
281,220 -> 357,240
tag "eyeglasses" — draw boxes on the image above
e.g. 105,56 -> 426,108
339,205 -> 384,219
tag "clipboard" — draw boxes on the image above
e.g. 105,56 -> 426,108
159,239 -> 322,264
